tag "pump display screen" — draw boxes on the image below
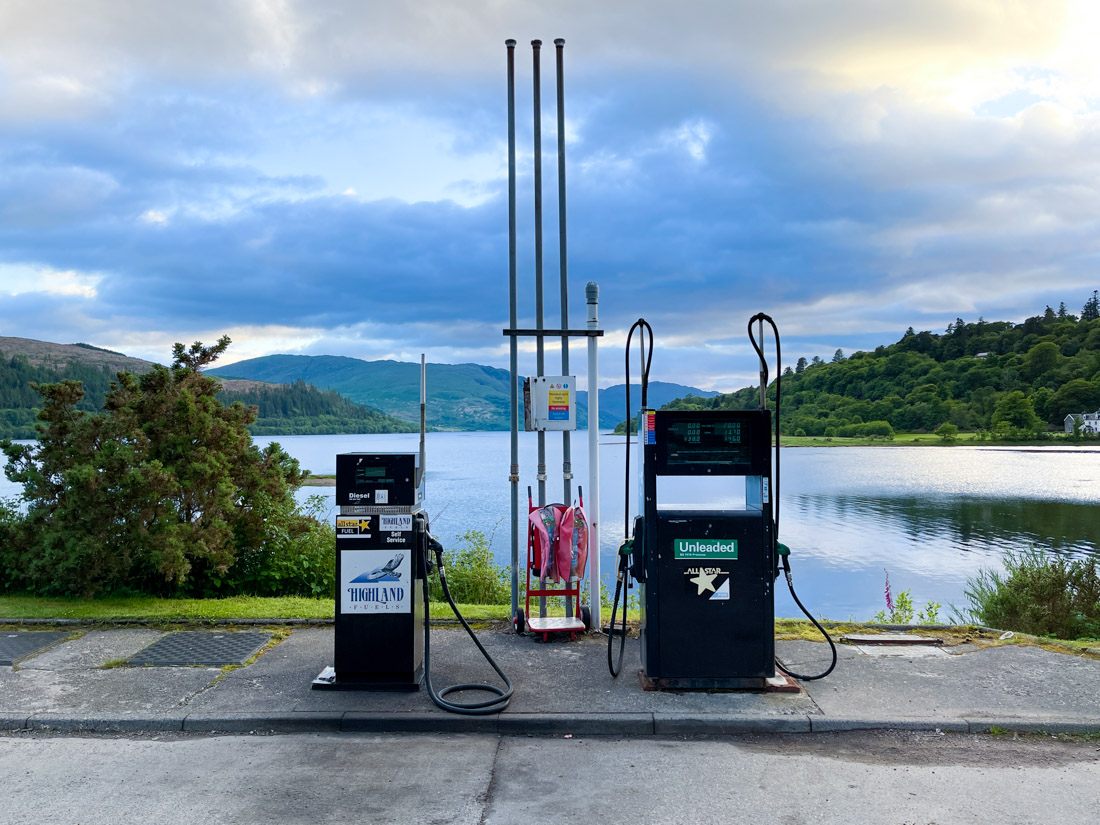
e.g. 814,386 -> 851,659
652,410 -> 770,476
355,466 -> 392,485
664,420 -> 751,466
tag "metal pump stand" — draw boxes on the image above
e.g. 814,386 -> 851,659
504,38 -> 603,632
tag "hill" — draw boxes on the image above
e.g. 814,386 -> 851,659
207,354 -> 717,430
0,338 -> 413,438
655,293 -> 1100,438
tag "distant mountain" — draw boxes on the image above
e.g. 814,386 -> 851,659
580,382 -> 720,429
0,337 -> 413,438
208,354 -> 717,431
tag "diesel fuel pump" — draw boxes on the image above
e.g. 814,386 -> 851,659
314,359 -> 512,714
608,316 -> 836,686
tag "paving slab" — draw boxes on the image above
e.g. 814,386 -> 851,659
20,629 -> 164,670
801,643 -> 1100,726
0,663 -> 219,719
187,627 -> 820,725
2,625 -> 1098,735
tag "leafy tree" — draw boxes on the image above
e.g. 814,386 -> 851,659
1049,379 -> 1100,423
831,349 -> 845,363
1022,341 -> 1062,382
1083,290 -> 1100,322
991,391 -> 1042,437
934,422 -> 959,442
795,357 -> 807,374
1,338 -> 311,597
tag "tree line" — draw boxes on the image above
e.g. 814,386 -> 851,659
661,291 -> 1100,440
0,350 -> 414,439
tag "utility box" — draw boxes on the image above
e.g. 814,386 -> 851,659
523,375 -> 577,431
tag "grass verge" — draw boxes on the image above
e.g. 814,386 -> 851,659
0,595 -> 531,624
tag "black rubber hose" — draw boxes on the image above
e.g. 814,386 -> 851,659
775,557 -> 837,681
747,312 -> 836,682
607,553 -> 629,677
609,318 -> 653,678
423,536 -> 513,714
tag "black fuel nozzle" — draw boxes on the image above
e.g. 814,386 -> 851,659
628,515 -> 646,582
427,534 -> 446,579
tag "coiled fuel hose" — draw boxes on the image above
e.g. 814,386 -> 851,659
748,312 -> 837,681
421,527 -> 513,714
608,318 -> 653,677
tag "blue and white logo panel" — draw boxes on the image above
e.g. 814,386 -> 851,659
340,550 -> 411,614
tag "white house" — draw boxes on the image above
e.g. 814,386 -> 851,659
1064,410 -> 1100,434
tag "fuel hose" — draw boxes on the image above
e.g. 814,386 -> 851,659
608,318 -> 653,677
422,530 -> 513,714
748,313 -> 837,681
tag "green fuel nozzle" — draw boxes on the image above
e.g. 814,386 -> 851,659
776,542 -> 790,557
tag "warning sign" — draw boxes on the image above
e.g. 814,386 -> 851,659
548,388 -> 570,421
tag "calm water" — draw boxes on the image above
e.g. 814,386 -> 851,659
5,432 -> 1099,620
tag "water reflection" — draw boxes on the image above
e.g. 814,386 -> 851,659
789,493 -> 1100,559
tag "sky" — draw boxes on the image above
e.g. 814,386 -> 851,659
1,0 -> 1099,392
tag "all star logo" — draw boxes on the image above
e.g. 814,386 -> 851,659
684,566 -> 729,598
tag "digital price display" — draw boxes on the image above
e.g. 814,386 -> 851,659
651,410 -> 769,475
664,419 -> 752,467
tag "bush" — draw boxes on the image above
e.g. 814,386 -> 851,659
428,529 -> 510,605
208,494 -> 336,599
961,546 -> 1100,639
0,338 -> 316,598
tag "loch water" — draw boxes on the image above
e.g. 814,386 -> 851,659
253,432 -> 1100,622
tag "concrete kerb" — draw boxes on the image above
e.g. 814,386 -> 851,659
183,712 -> 343,734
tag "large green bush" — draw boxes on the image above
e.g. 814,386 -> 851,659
428,529 -> 510,606
962,546 -> 1100,640
0,338 -> 327,598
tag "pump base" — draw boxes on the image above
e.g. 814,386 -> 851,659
311,665 -> 422,692
638,670 -> 801,693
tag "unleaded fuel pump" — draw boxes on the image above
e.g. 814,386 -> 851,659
608,316 -> 837,687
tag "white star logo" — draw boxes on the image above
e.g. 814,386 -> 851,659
689,570 -> 718,595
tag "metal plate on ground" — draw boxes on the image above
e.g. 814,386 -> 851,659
126,632 -> 272,667
0,631 -> 70,666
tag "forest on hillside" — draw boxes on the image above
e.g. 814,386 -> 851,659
661,292 -> 1100,439
0,353 -> 412,439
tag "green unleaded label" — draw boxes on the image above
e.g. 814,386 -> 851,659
674,539 -> 738,559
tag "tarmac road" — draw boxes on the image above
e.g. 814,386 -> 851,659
3,730 -> 1098,824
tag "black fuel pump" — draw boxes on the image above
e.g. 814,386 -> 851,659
608,315 -> 836,685
313,360 -> 512,713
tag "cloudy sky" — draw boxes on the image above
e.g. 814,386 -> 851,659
1,1 -> 1098,391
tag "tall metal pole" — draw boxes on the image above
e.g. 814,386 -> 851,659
586,282 -> 601,629
532,40 -> 547,511
506,39 -> 520,625
555,38 -> 572,507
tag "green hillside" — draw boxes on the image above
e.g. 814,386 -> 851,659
655,293 -> 1100,440
0,340 -> 413,439
208,355 -> 718,430
209,355 -> 510,431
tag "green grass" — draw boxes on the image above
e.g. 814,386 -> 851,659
781,433 -> 1078,448
0,595 -> 528,624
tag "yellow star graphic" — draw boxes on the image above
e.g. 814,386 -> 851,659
689,570 -> 718,595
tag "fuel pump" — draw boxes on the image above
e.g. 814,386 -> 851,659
608,316 -> 836,686
314,360 -> 512,714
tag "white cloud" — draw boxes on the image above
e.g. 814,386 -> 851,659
0,264 -> 102,299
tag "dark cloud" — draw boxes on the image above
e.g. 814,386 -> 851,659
1,3 -> 1098,390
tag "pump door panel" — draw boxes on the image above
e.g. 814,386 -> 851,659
654,512 -> 773,679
